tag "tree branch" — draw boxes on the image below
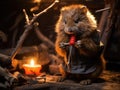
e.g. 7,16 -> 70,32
10,0 -> 59,60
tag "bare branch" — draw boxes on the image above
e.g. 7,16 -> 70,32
31,0 -> 59,24
10,0 -> 59,60
23,9 -> 30,25
96,7 -> 110,13
0,66 -> 17,86
34,0 -> 59,16
0,53 -> 10,59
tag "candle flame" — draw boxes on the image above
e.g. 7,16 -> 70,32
30,59 -> 34,66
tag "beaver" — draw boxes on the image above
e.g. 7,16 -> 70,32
55,4 -> 105,85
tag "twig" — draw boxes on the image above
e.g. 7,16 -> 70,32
96,7 -> 110,13
33,0 -> 59,16
23,9 -> 30,25
10,0 -> 59,60
30,0 -> 59,25
0,53 -> 10,59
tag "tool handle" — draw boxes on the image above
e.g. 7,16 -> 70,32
69,35 -> 76,45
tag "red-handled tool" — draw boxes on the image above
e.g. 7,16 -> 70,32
67,35 -> 76,72
69,35 -> 76,45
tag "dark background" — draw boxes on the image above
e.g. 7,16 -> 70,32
1,0 -> 120,70
0,0 -> 104,48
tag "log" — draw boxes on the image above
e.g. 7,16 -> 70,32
0,44 -> 51,69
0,66 -> 17,86
0,53 -> 10,59
101,0 -> 119,56
0,46 -> 39,58
98,4 -> 110,43
0,45 -> 47,58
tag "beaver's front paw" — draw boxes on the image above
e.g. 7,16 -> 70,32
80,79 -> 92,85
56,76 -> 65,82
59,42 -> 67,49
75,40 -> 82,48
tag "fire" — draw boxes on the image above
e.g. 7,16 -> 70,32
23,58 -> 42,75
30,59 -> 35,66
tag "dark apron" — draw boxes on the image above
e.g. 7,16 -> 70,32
63,46 -> 98,74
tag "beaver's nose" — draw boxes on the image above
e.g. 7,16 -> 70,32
68,28 -> 73,32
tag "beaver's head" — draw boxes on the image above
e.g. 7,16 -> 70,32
56,4 -> 97,36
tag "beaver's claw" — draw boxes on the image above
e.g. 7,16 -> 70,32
75,40 -> 82,48
59,42 -> 67,49
80,79 -> 92,85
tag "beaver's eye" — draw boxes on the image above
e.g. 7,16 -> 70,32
74,18 -> 80,23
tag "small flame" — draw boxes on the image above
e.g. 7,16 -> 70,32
30,59 -> 34,66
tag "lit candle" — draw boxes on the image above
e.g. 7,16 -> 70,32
23,59 -> 42,76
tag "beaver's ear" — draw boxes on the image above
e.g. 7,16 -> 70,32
60,9 -> 66,15
80,6 -> 87,13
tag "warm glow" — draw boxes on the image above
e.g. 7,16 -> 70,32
30,59 -> 34,66
33,0 -> 41,3
23,58 -> 42,75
